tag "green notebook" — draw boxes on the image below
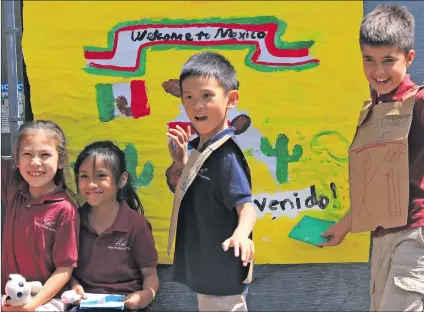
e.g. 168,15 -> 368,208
288,215 -> 336,247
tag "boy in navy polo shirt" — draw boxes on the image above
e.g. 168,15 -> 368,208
166,51 -> 257,311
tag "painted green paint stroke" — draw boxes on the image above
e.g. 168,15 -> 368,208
310,131 -> 350,163
95,83 -> 115,122
124,143 -> 154,188
83,16 -> 319,77
244,148 -> 253,156
260,134 -> 303,184
305,131 -> 351,213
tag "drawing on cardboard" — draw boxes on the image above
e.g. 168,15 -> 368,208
383,147 -> 404,164
356,152 -> 379,218
385,168 -> 401,217
349,88 -> 416,233
383,147 -> 404,217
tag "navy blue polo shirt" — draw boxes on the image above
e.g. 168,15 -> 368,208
171,127 -> 253,296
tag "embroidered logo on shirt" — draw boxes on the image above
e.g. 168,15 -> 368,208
200,168 -> 208,174
108,238 -> 131,251
34,217 -> 57,232
198,168 -> 211,181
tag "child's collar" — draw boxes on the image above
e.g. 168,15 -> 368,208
17,181 -> 68,204
190,127 -> 235,153
80,201 -> 131,233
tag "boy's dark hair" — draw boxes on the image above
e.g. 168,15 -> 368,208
179,51 -> 238,93
74,140 -> 144,214
360,4 -> 415,54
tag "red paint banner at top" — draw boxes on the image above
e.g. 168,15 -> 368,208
84,17 -> 319,76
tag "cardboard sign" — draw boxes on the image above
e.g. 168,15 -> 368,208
167,135 -> 253,283
349,87 -> 421,233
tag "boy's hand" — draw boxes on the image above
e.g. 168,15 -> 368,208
222,234 -> 255,267
166,125 -> 191,167
319,221 -> 350,247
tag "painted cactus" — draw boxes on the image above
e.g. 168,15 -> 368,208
124,143 -> 154,188
260,134 -> 303,184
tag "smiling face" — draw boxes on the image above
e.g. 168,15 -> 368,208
361,152 -> 372,172
16,130 -> 62,198
362,44 -> 415,95
181,75 -> 238,141
77,156 -> 120,208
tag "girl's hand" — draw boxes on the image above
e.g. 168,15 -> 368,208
122,290 -> 152,310
72,284 -> 85,298
61,289 -> 83,304
166,125 -> 191,168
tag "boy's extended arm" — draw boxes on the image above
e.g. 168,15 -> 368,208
319,210 -> 351,247
234,202 -> 257,239
222,202 -> 257,266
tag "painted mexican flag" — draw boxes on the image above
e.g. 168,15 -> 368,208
95,80 -> 150,122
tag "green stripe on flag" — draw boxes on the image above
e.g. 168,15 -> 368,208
95,83 -> 115,122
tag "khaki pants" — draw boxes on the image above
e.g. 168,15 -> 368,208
197,293 -> 247,311
370,227 -> 424,311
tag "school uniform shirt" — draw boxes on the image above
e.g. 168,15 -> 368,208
73,201 -> 158,294
1,158 -> 80,293
172,127 -> 253,296
372,74 -> 424,236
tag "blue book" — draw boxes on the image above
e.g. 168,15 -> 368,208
79,293 -> 125,310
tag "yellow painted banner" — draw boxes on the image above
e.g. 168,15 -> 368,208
23,1 -> 371,264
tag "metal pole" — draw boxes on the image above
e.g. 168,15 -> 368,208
3,0 -> 23,152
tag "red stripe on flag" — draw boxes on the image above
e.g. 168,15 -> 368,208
130,80 -> 150,118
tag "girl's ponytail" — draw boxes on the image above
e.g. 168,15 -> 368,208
118,177 -> 144,214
